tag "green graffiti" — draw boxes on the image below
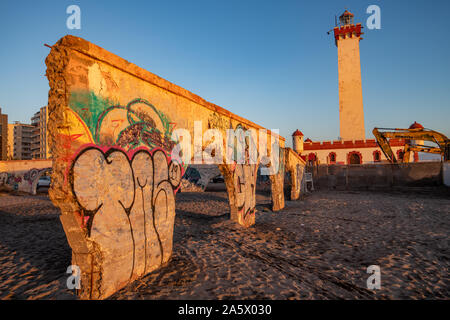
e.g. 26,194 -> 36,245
69,91 -> 177,153
111,98 -> 175,151
69,91 -> 118,140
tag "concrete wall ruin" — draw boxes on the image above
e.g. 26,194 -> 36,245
45,35 -> 297,299
284,148 -> 307,200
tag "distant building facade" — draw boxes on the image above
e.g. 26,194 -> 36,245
8,122 -> 34,160
0,108 -> 8,160
293,130 -> 411,165
31,106 -> 49,159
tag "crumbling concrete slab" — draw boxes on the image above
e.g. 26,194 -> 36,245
45,35 -> 289,299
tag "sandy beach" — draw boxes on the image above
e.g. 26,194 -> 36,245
0,187 -> 449,300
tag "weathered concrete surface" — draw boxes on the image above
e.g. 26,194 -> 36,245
219,163 -> 258,227
312,162 -> 443,190
0,160 -> 52,194
284,148 -> 307,200
45,35 -> 285,299
269,147 -> 285,211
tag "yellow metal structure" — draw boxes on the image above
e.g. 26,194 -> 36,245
372,127 -> 450,163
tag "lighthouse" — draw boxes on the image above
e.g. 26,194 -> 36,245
292,9 -> 411,165
333,10 -> 365,141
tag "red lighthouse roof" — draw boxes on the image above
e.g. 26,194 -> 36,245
292,129 -> 304,137
334,9 -> 362,46
340,10 -> 354,18
409,121 -> 424,129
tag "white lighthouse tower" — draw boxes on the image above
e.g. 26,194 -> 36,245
333,9 -> 365,141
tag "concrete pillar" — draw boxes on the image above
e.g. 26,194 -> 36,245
283,148 -> 306,200
219,163 -> 258,227
285,168 -> 297,200
268,148 -> 285,211
288,164 -> 305,200
269,169 -> 285,211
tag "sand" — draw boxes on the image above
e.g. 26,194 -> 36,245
0,186 -> 449,300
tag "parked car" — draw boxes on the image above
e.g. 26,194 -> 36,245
37,176 -> 51,188
211,174 -> 224,183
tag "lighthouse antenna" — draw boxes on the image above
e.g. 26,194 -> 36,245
327,14 -> 339,34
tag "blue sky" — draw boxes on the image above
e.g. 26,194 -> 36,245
0,0 -> 449,147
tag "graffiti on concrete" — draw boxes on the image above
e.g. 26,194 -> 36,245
71,145 -> 182,290
222,123 -> 260,226
57,92 -> 181,188
67,92 -> 176,152
0,172 -> 21,190
55,90 -> 185,298
227,124 -> 258,164
46,87 -> 185,297
0,168 -> 52,193
208,111 -> 231,131
45,36 -> 297,298
296,164 -> 306,195
96,98 -> 176,151
231,163 -> 258,226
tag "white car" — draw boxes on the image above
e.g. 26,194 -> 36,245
37,176 -> 51,188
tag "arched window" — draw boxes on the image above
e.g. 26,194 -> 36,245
373,150 -> 381,162
397,149 -> 404,161
347,151 -> 362,164
329,152 -> 337,164
307,153 -> 316,166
